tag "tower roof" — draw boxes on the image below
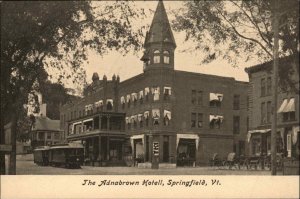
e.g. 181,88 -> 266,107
144,1 -> 176,47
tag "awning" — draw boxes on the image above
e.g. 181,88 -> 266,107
176,134 -> 199,150
209,93 -> 223,101
209,115 -> 223,122
126,94 -> 131,102
125,117 -> 130,124
292,126 -> 299,145
277,99 -> 288,113
145,87 -> 150,95
106,99 -> 113,106
144,111 -> 149,118
131,93 -> 137,100
283,98 -> 295,112
130,134 -> 144,150
246,128 -> 284,144
139,90 -> 144,99
83,118 -> 93,123
151,87 -> 160,94
164,110 -> 171,120
137,114 -> 143,122
120,96 -> 125,104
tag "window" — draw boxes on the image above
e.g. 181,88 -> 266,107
197,91 -> 203,105
71,111 -> 73,120
261,78 -> 266,97
47,133 -> 51,139
163,110 -> 171,126
233,116 -> 240,134
267,101 -> 271,123
152,109 -> 160,125
209,93 -> 223,107
197,113 -> 203,128
153,87 -> 160,101
267,77 -> 272,95
191,90 -> 196,104
261,102 -> 266,124
54,133 -> 60,140
106,99 -> 113,111
233,95 -> 240,110
153,50 -> 160,63
163,50 -> 169,64
79,110 -> 81,117
38,132 -> 44,140
191,113 -> 196,128
246,117 -> 249,131
209,115 -> 223,129
163,87 -> 171,100
247,96 -> 250,110
283,112 -> 296,122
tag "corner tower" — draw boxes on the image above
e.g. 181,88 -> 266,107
141,0 -> 176,72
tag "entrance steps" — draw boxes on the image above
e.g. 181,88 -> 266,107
137,162 -> 177,169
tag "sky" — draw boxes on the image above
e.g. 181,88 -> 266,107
64,1 -> 261,90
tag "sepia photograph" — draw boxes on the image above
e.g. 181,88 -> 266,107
1,0 -> 299,198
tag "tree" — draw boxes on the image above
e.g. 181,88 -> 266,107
1,1 -> 145,174
172,0 -> 299,90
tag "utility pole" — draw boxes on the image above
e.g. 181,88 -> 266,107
271,0 -> 279,176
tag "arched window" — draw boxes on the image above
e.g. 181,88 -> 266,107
153,50 -> 160,63
163,50 -> 170,64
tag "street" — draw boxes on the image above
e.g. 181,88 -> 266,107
16,155 -> 273,175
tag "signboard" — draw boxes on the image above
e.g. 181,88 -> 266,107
153,142 -> 159,156
0,144 -> 12,152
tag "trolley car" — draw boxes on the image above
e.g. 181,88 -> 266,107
49,143 -> 84,168
33,146 -> 50,166
33,143 -> 84,169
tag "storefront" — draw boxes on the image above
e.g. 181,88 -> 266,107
176,134 -> 199,167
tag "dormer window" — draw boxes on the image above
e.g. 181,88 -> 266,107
163,50 -> 170,64
153,50 -> 160,63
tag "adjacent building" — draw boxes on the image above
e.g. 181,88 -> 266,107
245,57 -> 299,159
31,116 -> 63,149
60,1 -> 249,167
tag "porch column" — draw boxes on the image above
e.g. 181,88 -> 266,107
149,135 -> 153,163
143,134 -> 147,162
107,116 -> 110,130
93,137 -> 97,161
99,116 -> 102,130
81,121 -> 84,133
106,136 -> 110,160
98,135 -> 102,161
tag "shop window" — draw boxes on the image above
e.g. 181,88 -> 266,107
233,95 -> 240,110
233,116 -> 240,134
191,113 -> 196,128
153,50 -> 160,63
163,50 -> 170,64
197,113 -> 203,128
251,137 -> 261,156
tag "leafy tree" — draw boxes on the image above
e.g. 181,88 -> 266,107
172,0 -> 299,90
0,1 -> 145,174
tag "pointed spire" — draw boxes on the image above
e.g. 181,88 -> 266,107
144,0 -> 176,47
